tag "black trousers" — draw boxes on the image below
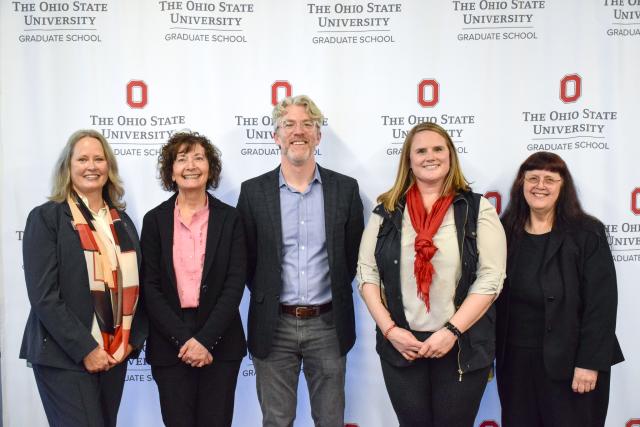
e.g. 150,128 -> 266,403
380,348 -> 490,427
32,362 -> 127,427
497,346 -> 611,427
151,308 -> 242,427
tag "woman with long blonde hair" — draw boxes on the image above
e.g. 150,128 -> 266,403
21,129 -> 146,426
357,122 -> 506,426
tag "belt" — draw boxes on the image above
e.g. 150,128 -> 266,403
280,302 -> 332,319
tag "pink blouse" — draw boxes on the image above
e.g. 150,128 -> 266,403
173,199 -> 209,308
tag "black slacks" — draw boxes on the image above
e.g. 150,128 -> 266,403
32,361 -> 128,427
151,308 -> 242,427
380,348 -> 490,427
151,359 -> 241,427
497,346 -> 611,427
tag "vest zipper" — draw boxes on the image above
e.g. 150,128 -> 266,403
456,199 -> 469,382
457,344 -> 463,381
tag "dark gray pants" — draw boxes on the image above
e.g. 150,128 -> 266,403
253,310 -> 346,427
32,362 -> 127,427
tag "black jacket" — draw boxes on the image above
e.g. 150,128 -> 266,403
236,165 -> 364,358
496,218 -> 624,380
141,193 -> 247,366
20,201 -> 147,371
373,191 -> 496,376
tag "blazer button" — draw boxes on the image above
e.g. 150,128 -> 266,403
202,285 -> 208,293
393,260 -> 398,264
546,296 -> 555,302
546,326 -> 552,332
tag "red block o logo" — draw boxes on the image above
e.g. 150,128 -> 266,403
127,80 -> 148,109
632,188 -> 640,215
271,81 -> 292,106
418,79 -> 439,107
479,421 -> 499,427
484,191 -> 502,215
560,74 -> 581,103
625,419 -> 640,427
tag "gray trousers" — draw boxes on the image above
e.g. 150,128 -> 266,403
253,310 -> 346,427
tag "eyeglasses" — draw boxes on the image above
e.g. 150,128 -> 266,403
279,120 -> 317,133
524,175 -> 562,186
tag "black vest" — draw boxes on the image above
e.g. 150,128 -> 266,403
373,191 -> 496,376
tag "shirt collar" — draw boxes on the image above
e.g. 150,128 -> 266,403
174,194 -> 210,218
278,165 -> 322,189
79,194 -> 108,216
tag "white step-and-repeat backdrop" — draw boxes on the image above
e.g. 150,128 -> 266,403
1,1 -> 639,426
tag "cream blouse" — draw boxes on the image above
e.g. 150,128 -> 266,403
80,195 -> 118,268
357,197 -> 506,332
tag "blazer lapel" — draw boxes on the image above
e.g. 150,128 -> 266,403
61,202 -> 89,273
320,165 -> 337,268
62,200 -> 74,226
201,194 -> 225,284
543,228 -> 566,267
159,194 -> 178,293
263,167 -> 284,263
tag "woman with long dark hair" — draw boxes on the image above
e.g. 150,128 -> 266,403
497,151 -> 624,427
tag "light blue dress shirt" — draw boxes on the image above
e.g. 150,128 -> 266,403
278,167 -> 332,305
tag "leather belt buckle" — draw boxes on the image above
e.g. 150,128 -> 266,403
295,306 -> 317,318
281,302 -> 331,319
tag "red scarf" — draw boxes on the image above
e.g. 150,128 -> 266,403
406,184 -> 454,312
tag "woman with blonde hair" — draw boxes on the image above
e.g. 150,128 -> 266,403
357,122 -> 506,426
21,129 -> 146,427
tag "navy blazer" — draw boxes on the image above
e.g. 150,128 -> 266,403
496,218 -> 624,380
20,201 -> 147,371
236,165 -> 364,358
141,192 -> 247,366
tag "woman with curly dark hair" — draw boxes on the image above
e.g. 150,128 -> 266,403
497,151 -> 624,427
141,131 -> 247,427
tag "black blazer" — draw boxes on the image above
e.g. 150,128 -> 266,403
141,193 -> 247,366
236,165 -> 364,358
496,218 -> 624,380
20,201 -> 147,371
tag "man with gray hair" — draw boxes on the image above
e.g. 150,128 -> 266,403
237,95 -> 364,426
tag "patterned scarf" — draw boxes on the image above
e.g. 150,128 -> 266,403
67,194 -> 139,362
406,184 -> 454,312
